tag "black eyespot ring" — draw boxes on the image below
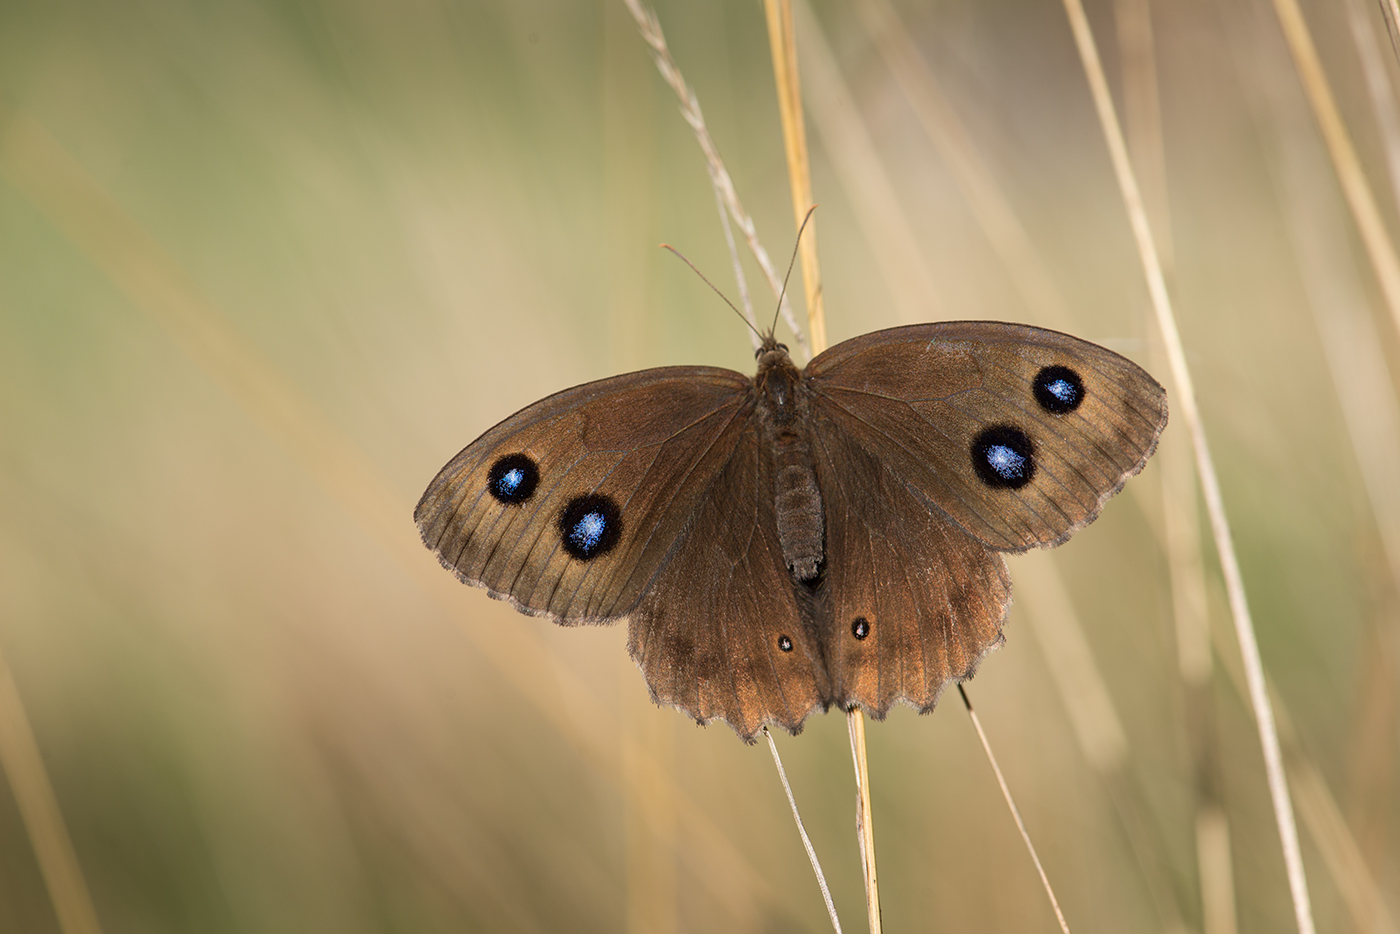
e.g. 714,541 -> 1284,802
1033,365 -> 1085,414
778,634 -> 794,652
852,617 -> 871,640
558,493 -> 622,560
971,425 -> 1036,489
487,453 -> 539,505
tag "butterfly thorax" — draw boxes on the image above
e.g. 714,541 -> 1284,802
755,343 -> 825,581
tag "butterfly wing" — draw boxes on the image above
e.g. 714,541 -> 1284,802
806,321 -> 1168,552
415,367 -> 757,622
809,411 -> 1011,716
628,426 -> 829,741
805,320 -> 1166,715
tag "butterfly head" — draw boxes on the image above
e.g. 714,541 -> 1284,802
754,331 -> 791,368
753,332 -> 803,422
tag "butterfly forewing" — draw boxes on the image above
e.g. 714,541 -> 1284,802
415,368 -> 754,622
806,322 -> 1168,552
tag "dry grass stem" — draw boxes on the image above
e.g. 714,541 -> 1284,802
764,0 -> 826,354
1344,0 -> 1400,223
1058,3 -> 1318,931
1290,762 -> 1400,934
621,0 -> 809,357
957,687 -> 1072,934
1159,429 -> 1211,686
845,709 -> 882,934
1384,0 -> 1400,59
1015,555 -> 1189,931
1274,98 -> 1400,640
1231,16 -> 1400,923
1197,808 -> 1241,934
1111,6 -> 1235,929
760,4 -> 883,929
791,0 -> 942,325
625,696 -> 677,934
711,169 -> 757,338
763,728 -> 843,933
852,0 -> 1070,328
0,643 -> 104,934
1160,423 -> 1227,932
1266,69 -> 1400,933
1014,555 -> 1127,773
1305,250 -> 1400,652
1269,0 -> 1400,344
1113,0 -> 1174,272
1207,611 -> 1399,934
0,110 -> 778,927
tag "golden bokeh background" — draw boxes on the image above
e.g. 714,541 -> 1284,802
0,0 -> 1395,932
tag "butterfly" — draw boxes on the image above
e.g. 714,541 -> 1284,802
415,322 -> 1167,741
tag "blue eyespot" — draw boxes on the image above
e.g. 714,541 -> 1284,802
559,494 -> 622,560
851,617 -> 871,640
986,444 -> 1026,478
972,425 -> 1035,489
570,511 -> 606,550
778,635 -> 794,652
1033,365 -> 1084,414
488,453 -> 539,505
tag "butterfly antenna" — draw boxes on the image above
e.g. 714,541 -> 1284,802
770,205 -> 818,337
661,243 -> 764,343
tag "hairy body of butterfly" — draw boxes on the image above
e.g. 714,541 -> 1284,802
758,342 -> 825,581
416,321 -> 1168,742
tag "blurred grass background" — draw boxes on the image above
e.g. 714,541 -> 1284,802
0,0 -> 1396,931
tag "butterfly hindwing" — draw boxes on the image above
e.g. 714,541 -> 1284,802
629,425 -> 829,740
810,409 -> 1011,717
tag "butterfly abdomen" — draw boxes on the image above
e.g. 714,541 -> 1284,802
773,438 -> 824,580
757,350 -> 825,581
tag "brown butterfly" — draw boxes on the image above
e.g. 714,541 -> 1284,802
415,322 -> 1167,741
